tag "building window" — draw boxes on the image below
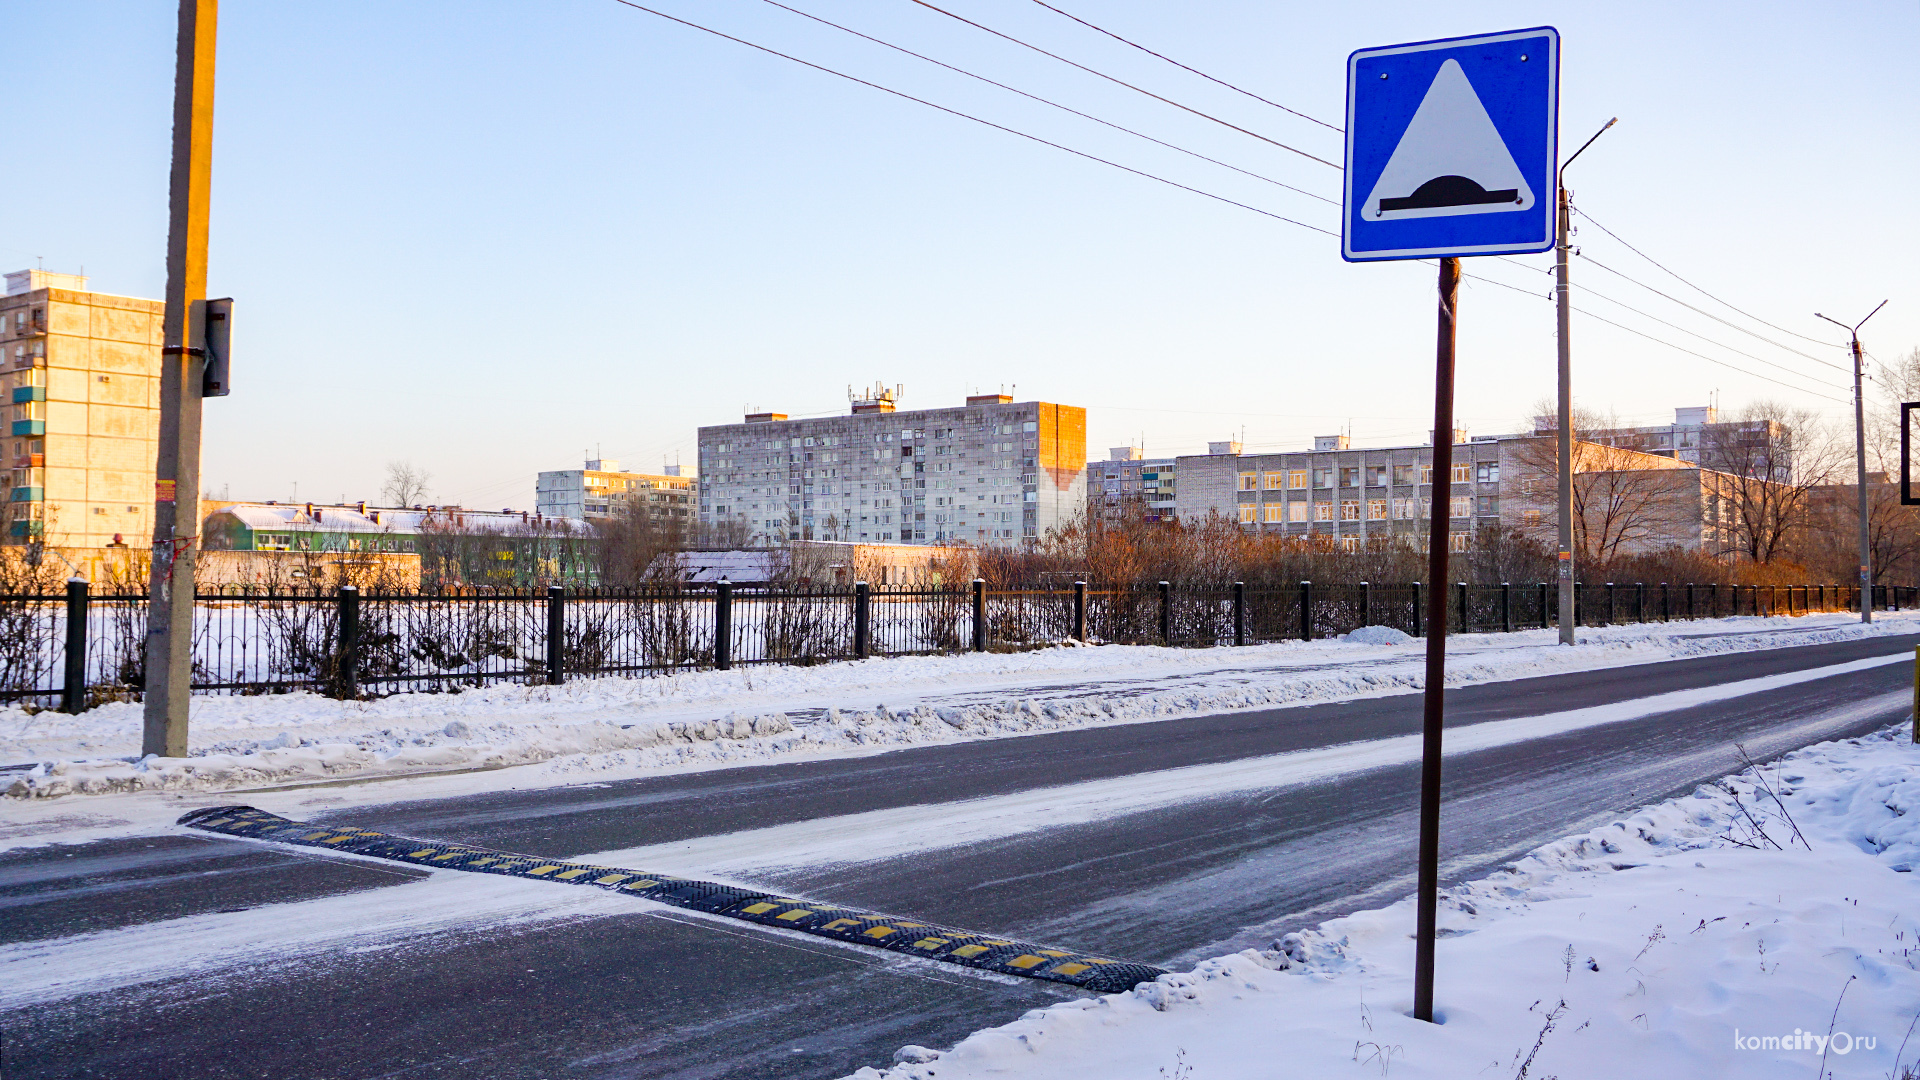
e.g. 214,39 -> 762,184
1478,496 -> 1499,516
1368,465 -> 1388,486
1449,533 -> 1470,552
1238,504 -> 1256,523
1340,500 -> 1360,521
1288,470 -> 1308,489
1523,509 -> 1542,527
1314,468 -> 1333,488
1341,536 -> 1360,553
1340,467 -> 1360,488
1520,478 -> 1536,495
1314,502 -> 1334,522
1419,465 -> 1433,485
1238,472 -> 1257,491
1263,471 -> 1285,490
1450,496 -> 1471,519
1288,501 -> 1308,523
1263,504 -> 1283,523
1392,498 -> 1417,520
1476,462 -> 1500,483
1451,463 -> 1471,484
1368,499 -> 1388,520
1393,464 -> 1416,485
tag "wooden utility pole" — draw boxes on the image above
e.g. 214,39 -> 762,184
144,0 -> 218,758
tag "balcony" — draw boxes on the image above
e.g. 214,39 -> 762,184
11,420 -> 44,436
11,386 -> 45,403
9,487 -> 42,503
11,454 -> 42,469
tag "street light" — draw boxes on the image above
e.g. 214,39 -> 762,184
1816,301 -> 1889,623
1553,117 -> 1617,645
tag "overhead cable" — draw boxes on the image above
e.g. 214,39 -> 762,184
1025,0 -> 1343,133
609,1 -> 1338,235
903,0 -> 1342,169
759,0 -> 1336,205
1573,207 -> 1840,350
1576,253 -> 1847,372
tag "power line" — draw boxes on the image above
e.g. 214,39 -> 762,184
1573,306 -> 1849,405
1572,206 -> 1839,350
1456,267 -> 1851,403
1573,278 -> 1850,390
902,0 -> 1342,169
759,0 -> 1336,205
608,0 -> 1337,235
1024,0 -> 1343,133
1576,252 -> 1848,372
610,1 -> 1846,411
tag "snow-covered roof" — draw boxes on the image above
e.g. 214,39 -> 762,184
208,503 -> 593,537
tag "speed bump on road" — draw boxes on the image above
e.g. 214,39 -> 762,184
179,805 -> 1167,994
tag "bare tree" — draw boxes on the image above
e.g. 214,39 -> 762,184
382,461 -> 432,507
596,495 -> 693,586
1700,402 -> 1839,564
1505,426 -> 1693,564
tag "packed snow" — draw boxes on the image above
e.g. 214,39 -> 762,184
5,611 -> 1916,800
850,724 -> 1920,1080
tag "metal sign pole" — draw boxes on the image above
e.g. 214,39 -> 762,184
1413,256 -> 1460,1023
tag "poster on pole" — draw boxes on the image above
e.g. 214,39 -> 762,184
1343,28 -> 1559,262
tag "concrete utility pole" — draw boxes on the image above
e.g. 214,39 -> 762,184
1818,301 -> 1888,625
144,0 -> 218,758
1552,118 -> 1615,645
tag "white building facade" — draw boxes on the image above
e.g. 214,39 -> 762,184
696,391 -> 1087,546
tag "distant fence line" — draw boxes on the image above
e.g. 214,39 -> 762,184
2,580 -> 1910,712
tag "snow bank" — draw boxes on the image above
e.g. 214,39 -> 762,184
851,726 -> 1920,1080
6,611 -> 1915,800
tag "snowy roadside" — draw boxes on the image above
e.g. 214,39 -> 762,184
852,725 -> 1920,1080
5,611 -> 1915,801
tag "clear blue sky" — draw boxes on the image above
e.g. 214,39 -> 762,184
11,0 -> 1916,510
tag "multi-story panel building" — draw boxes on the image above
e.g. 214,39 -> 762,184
535,458 -> 697,522
696,389 -> 1087,546
1534,406 -> 1792,481
1178,429 -> 1740,557
1087,447 -> 1177,524
1174,431 -> 1507,551
1,270 -> 162,548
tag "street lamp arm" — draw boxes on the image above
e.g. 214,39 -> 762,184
1559,117 -> 1618,181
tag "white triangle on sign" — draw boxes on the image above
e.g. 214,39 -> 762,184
1361,59 -> 1534,222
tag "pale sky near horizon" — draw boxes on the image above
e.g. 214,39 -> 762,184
10,1 -> 1916,511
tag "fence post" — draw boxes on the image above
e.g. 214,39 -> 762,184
1661,583 -> 1670,622
546,584 -> 565,685
1636,583 -> 1645,624
972,579 -> 986,652
61,578 -> 89,714
1159,580 -> 1172,645
1299,580 -> 1313,641
1360,581 -> 1371,628
1604,583 -> 1614,626
1455,581 -> 1468,634
1499,582 -> 1511,634
715,580 -> 733,670
1539,582 -> 1550,629
336,585 -> 359,699
1819,584 -> 1826,612
1232,581 -> 1246,646
1072,581 -> 1087,642
1412,581 -> 1423,637
854,581 -> 871,659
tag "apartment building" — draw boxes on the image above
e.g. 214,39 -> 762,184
535,458 -> 697,522
1087,447 -> 1177,525
2,270 -> 163,548
1176,429 -> 1740,557
1535,406 -> 1792,481
696,388 -> 1087,546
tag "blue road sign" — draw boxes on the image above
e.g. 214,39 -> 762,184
1343,28 -> 1559,262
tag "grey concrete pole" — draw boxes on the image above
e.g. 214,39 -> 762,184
143,0 -> 217,757
1554,184 -> 1576,645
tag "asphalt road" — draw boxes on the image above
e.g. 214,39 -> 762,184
4,633 -> 1915,1080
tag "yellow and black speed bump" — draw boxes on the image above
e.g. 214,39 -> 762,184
179,806 -> 1167,994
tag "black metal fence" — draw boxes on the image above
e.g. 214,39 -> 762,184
4,580 -> 1912,711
